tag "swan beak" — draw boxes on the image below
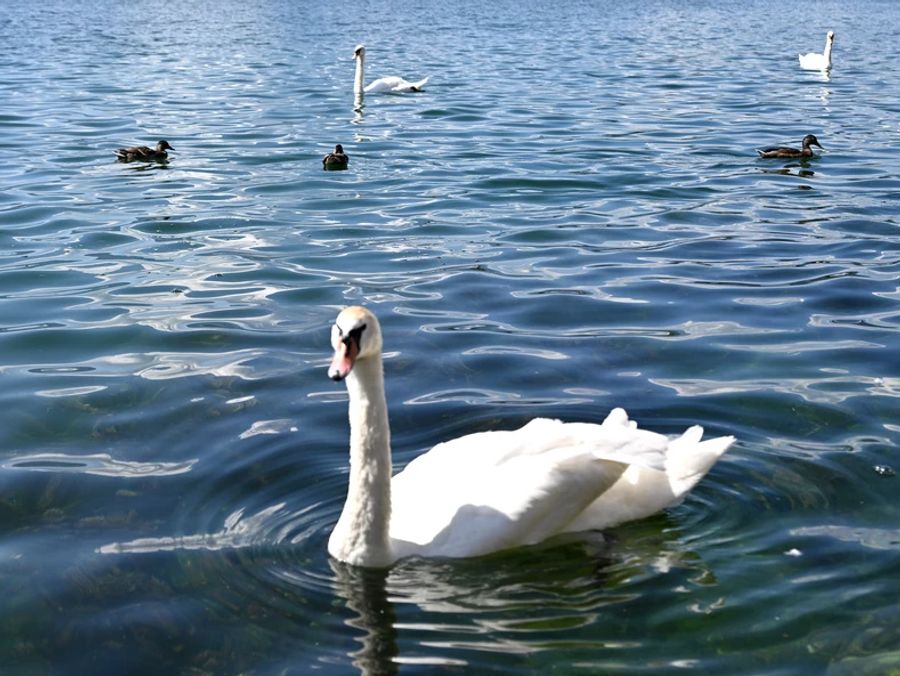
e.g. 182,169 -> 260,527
329,338 -> 358,381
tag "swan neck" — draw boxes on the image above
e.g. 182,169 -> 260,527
354,53 -> 365,95
330,355 -> 393,567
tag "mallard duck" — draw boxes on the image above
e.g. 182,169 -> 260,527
115,140 -> 174,162
799,31 -> 835,71
322,144 -> 349,170
757,134 -> 823,159
325,306 -> 734,567
353,44 -> 428,95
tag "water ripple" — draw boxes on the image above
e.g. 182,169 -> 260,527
1,0 -> 900,672
3,452 -> 196,477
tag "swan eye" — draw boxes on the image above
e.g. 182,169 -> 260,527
335,322 -> 366,348
346,324 -> 366,347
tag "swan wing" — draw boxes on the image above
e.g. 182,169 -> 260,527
565,426 -> 734,532
402,76 -> 429,91
364,75 -> 428,93
799,52 -> 826,70
389,409 -> 675,558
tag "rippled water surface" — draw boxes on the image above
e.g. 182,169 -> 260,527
2,0 -> 900,673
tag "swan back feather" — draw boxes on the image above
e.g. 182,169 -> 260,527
365,75 -> 429,94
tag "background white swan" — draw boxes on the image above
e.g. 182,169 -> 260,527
353,44 -> 428,94
799,30 -> 835,71
326,306 -> 735,567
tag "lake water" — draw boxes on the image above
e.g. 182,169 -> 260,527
2,0 -> 899,673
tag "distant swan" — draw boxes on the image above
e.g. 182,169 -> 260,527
322,144 -> 349,170
799,31 -> 835,71
757,134 -> 823,159
115,140 -> 173,162
353,44 -> 428,95
326,306 -> 734,567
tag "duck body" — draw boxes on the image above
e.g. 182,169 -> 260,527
799,30 -> 835,71
115,140 -> 173,162
323,144 -> 349,170
326,306 -> 734,568
353,44 -> 428,94
757,134 -> 823,159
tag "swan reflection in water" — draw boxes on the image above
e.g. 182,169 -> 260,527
330,561 -> 399,676
96,501 -> 718,673
330,524 -> 717,674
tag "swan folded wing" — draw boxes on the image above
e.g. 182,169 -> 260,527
396,411 -> 667,474
799,53 -> 823,69
391,444 -> 632,557
564,427 -> 735,533
389,410 -> 672,558
401,76 -> 429,91
365,76 -> 428,93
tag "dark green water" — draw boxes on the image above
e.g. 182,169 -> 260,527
1,0 -> 899,673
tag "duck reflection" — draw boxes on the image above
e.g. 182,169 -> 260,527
758,159 -> 818,179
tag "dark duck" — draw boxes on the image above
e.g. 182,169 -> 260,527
757,134 -> 823,159
322,144 -> 349,170
115,140 -> 174,162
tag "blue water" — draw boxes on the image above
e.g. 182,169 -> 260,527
2,0 -> 899,673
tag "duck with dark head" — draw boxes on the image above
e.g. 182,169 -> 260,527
757,134 -> 823,159
323,144 -> 349,170
115,140 -> 174,162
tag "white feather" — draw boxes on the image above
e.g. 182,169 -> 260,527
353,44 -> 428,95
799,31 -> 835,71
327,307 -> 735,567
365,75 -> 429,94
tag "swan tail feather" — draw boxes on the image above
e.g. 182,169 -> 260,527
665,430 -> 734,496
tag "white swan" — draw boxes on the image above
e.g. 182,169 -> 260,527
353,44 -> 428,95
326,306 -> 735,567
799,30 -> 835,71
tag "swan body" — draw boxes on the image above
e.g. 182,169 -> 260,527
799,31 -> 835,71
322,144 -> 349,170
115,139 -> 173,162
757,134 -> 823,159
353,44 -> 428,94
326,306 -> 735,568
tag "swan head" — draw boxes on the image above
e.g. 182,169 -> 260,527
826,30 -> 835,42
801,134 -> 823,150
329,306 -> 382,381
353,44 -> 366,60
